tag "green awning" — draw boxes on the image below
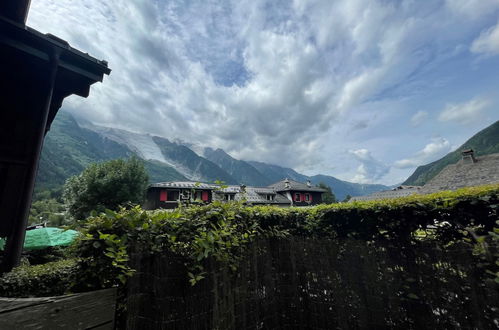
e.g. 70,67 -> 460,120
0,227 -> 79,251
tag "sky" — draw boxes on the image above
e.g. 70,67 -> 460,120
28,0 -> 499,185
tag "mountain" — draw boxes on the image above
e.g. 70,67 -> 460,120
308,175 -> 390,200
403,120 -> 499,186
152,137 -> 237,184
247,161 -> 309,183
203,148 -> 270,186
247,162 -> 389,200
35,111 -> 389,200
35,111 -> 186,192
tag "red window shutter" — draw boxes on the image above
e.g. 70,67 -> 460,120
301,193 -> 305,201
202,191 -> 209,201
160,190 -> 167,201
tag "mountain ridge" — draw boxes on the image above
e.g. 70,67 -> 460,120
35,111 -> 390,200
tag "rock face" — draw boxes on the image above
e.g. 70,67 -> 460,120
420,153 -> 499,194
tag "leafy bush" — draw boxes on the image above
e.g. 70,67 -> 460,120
0,259 -> 78,297
2,184 -> 497,297
63,157 -> 149,221
75,184 -> 498,287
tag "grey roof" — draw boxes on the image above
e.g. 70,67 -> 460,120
149,181 -> 215,189
268,179 -> 327,192
420,153 -> 499,194
214,185 -> 291,205
350,187 -> 421,202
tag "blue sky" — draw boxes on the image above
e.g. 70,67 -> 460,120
28,0 -> 499,185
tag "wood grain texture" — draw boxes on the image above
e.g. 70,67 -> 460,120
0,288 -> 116,329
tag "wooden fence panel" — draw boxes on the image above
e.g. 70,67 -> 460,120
0,288 -> 116,329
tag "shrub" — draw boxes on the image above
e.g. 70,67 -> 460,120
0,259 -> 78,297
2,184 -> 497,296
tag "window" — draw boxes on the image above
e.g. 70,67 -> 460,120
167,191 -> 179,201
266,194 -> 274,201
294,193 -> 301,202
224,194 -> 234,201
305,193 -> 310,202
195,191 -> 202,200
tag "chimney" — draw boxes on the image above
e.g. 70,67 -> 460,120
0,0 -> 31,24
306,180 -> 311,188
284,178 -> 290,189
461,149 -> 476,164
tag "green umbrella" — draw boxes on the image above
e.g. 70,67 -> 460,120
0,227 -> 79,251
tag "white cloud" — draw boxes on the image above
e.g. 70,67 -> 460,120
394,137 -> 451,169
411,111 -> 428,126
25,0 -> 499,181
438,97 -> 490,124
349,149 -> 389,183
471,20 -> 499,56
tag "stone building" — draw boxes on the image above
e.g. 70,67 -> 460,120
419,150 -> 499,194
349,185 -> 421,202
350,149 -> 499,202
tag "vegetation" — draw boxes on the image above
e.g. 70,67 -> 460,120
316,182 -> 336,203
342,194 -> 351,202
0,259 -> 78,297
63,157 -> 149,221
34,111 -> 185,195
2,184 -> 497,300
28,198 -> 66,226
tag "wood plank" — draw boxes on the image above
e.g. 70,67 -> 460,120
0,288 -> 116,329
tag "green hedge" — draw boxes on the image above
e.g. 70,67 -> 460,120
1,184 -> 498,296
0,259 -> 78,297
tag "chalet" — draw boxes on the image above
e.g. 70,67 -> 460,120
349,149 -> 499,202
349,185 -> 421,202
144,179 -> 327,209
144,181 -> 214,209
419,150 -> 499,194
268,179 -> 327,206
213,185 -> 291,206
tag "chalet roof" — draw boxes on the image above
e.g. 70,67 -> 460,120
150,181 -> 215,190
420,153 -> 499,194
268,179 -> 327,192
212,185 -> 289,204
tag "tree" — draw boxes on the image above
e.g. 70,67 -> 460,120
63,157 -> 149,220
317,183 -> 337,204
28,198 -> 66,226
342,194 -> 352,203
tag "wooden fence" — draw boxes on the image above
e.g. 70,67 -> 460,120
0,288 -> 116,329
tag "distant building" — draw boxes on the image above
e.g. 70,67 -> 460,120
268,179 -> 327,207
349,149 -> 499,202
144,178 -> 326,209
349,186 -> 421,202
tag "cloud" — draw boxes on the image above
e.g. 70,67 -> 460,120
411,111 -> 428,126
394,137 -> 451,169
471,20 -> 499,56
349,149 -> 390,183
25,0 -> 499,181
438,97 -> 490,124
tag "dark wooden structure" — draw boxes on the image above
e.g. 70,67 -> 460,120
0,1 -> 110,272
145,182 -> 214,210
0,288 -> 117,329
